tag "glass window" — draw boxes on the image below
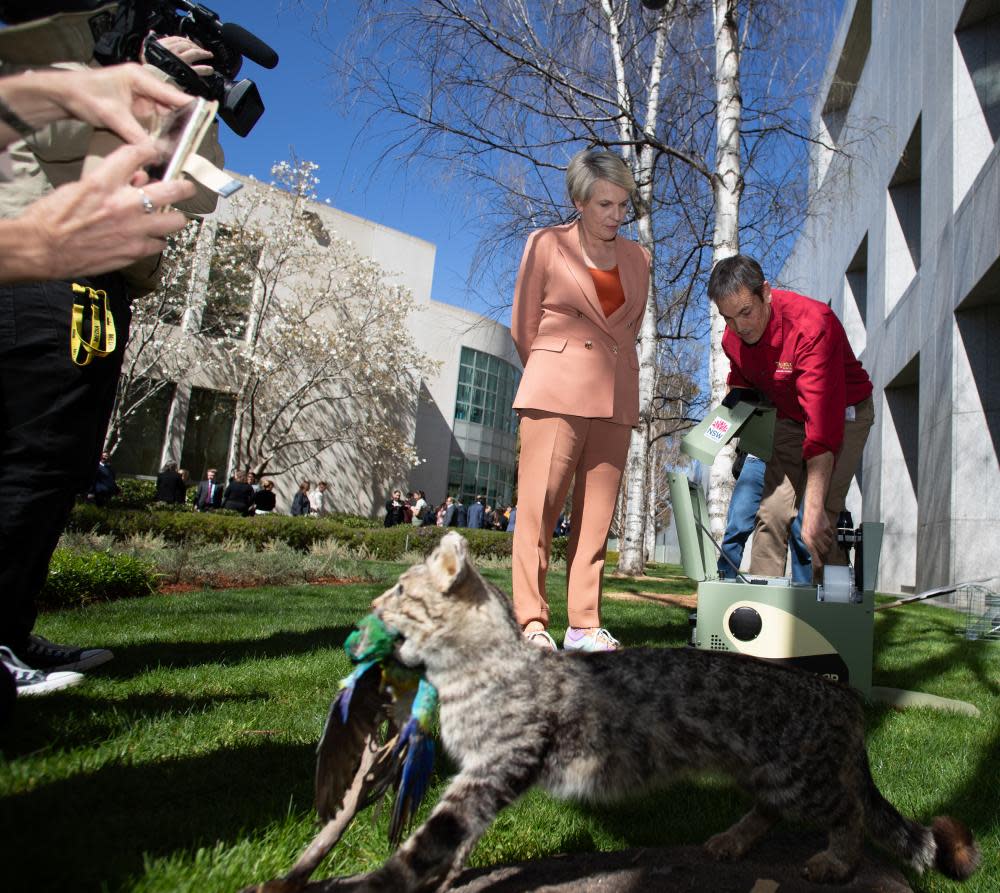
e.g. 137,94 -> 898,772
157,221 -> 201,326
180,387 -> 236,480
201,224 -> 262,340
112,379 -> 176,476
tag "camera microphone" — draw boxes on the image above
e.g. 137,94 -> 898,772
220,22 -> 278,70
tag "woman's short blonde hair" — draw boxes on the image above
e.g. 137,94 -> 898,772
566,149 -> 636,205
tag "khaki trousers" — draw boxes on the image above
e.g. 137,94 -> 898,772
512,410 -> 631,629
750,397 -> 874,578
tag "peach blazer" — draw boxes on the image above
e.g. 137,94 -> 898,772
511,221 -> 651,426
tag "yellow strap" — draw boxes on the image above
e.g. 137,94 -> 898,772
70,283 -> 116,367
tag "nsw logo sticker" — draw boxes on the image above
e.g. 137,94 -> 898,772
704,417 -> 731,443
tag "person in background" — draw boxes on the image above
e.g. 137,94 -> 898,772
253,479 -> 277,514
222,471 -> 255,516
384,489 -> 407,527
310,480 -> 330,516
291,480 -> 312,517
155,460 -> 186,505
510,149 -> 650,652
436,499 -> 450,527
411,490 -> 427,526
467,494 -> 485,530
195,468 -> 223,512
450,496 -> 467,528
247,471 -> 260,492
89,451 -> 119,507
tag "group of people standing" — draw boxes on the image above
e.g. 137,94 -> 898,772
384,490 -> 516,532
152,463 -> 280,516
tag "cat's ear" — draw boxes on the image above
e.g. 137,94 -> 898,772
428,532 -> 469,593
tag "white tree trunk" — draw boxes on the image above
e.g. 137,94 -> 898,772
611,0 -> 673,576
708,0 -> 743,538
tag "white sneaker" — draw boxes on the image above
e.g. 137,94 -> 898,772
0,646 -> 84,696
562,627 -> 620,652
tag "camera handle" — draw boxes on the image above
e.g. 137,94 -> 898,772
142,38 -> 212,100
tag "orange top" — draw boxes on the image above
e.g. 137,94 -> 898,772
587,266 -> 626,318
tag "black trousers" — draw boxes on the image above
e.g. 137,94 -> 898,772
0,275 -> 130,647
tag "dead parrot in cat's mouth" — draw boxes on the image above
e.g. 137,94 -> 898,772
241,613 -> 438,893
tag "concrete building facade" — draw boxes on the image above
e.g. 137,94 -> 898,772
780,0 -> 1000,593
114,175 -> 521,517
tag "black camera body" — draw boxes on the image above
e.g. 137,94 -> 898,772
93,0 -> 278,137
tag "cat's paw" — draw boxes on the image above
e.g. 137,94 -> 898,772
801,851 -> 856,884
704,829 -> 748,861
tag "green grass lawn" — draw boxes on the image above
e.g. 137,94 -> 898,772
1,561 -> 996,892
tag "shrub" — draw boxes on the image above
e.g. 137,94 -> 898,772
65,505 -> 523,559
109,477 -> 157,509
40,549 -> 157,610
329,512 -> 381,529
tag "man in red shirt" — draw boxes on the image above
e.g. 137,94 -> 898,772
708,255 -> 874,577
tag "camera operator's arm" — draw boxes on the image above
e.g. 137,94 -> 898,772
0,142 -> 195,283
0,64 -> 191,149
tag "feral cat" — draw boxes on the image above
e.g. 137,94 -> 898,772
361,533 -> 980,892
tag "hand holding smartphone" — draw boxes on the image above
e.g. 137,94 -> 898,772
146,97 -> 242,198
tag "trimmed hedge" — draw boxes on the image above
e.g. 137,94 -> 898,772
65,505 -> 555,561
109,477 -> 159,510
40,548 -> 157,610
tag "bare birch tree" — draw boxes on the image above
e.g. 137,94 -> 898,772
707,0 -> 742,535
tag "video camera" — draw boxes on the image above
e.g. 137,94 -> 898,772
92,1 -> 279,137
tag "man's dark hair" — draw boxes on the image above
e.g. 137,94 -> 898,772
708,254 -> 766,303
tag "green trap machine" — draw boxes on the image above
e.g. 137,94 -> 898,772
670,396 -> 979,714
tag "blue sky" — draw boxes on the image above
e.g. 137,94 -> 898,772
207,2 -> 490,316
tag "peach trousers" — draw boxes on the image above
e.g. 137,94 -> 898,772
512,410 -> 631,630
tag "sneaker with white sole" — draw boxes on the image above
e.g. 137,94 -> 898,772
10,634 -> 113,672
0,646 -> 84,696
562,627 -> 620,652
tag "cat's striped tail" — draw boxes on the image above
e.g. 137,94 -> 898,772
862,761 -> 980,880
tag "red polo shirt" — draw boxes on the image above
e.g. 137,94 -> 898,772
723,289 -> 872,461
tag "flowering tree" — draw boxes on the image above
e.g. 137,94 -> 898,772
104,220 -> 208,457
196,159 -> 428,481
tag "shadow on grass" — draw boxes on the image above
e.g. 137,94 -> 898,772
1,739 -> 316,891
923,711 -> 1000,845
96,625 -> 358,679
575,777 -> 750,849
0,690 -> 271,758
872,606 -> 999,699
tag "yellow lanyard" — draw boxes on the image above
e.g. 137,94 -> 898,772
70,283 -> 116,367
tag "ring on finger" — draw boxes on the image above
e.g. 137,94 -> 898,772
137,188 -> 155,215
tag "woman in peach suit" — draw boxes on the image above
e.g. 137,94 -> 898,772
511,149 -> 650,652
